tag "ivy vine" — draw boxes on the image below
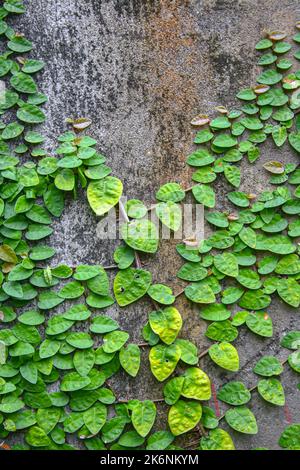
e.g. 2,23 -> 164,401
0,1 -> 299,451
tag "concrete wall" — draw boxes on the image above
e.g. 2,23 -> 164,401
12,0 -> 300,449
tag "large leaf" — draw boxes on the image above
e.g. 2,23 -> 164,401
113,268 -> 152,306
121,219 -> 158,253
225,406 -> 258,434
119,344 -> 140,377
217,381 -> 251,406
131,400 -> 156,437
87,177 -> 123,216
168,400 -> 202,436
214,253 -> 239,277
257,378 -> 285,406
155,202 -> 182,231
149,344 -> 181,382
200,428 -> 235,450
181,367 -> 211,400
208,342 -> 239,371
149,307 -> 182,345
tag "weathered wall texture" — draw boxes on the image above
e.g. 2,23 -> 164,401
11,0 -> 300,449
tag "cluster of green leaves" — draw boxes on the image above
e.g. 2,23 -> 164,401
139,26 -> 300,450
0,2 -> 299,451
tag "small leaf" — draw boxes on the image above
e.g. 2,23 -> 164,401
149,307 -> 182,345
168,400 -> 202,436
132,400 -> 156,437
257,378 -> 285,406
217,381 -> 251,406
225,406 -> 258,434
87,177 -> 123,216
149,343 -> 181,382
208,342 -> 239,371
119,344 -> 140,377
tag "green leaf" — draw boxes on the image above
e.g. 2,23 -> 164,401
253,356 -> 283,376
2,121 -> 24,140
149,307 -> 182,345
239,290 -> 271,310
272,126 -> 287,147
60,372 -> 91,392
288,350 -> 300,373
39,339 -> 60,359
177,262 -> 207,281
17,104 -> 45,123
281,331 -> 300,350
224,165 -> 241,188
184,281 -> 216,304
279,424 -> 300,449
103,330 -> 129,353
20,362 -> 38,384
155,183 -> 185,203
205,320 -> 238,342
239,226 -> 256,248
8,36 -> 32,53
192,184 -> 215,208
83,403 -> 107,434
257,69 -> 282,85
147,284 -> 175,305
11,72 -> 37,93
208,342 -> 239,371
125,199 -> 147,219
73,264 -> 102,281
187,148 -> 215,167
59,281 -> 84,299
101,417 -> 126,444
200,428 -> 235,450
118,430 -> 144,448
73,349 -> 95,376
225,406 -> 258,434
119,344 -> 140,377
155,201 -> 182,231
213,134 -> 237,148
113,268 -> 152,306
90,316 -> 119,334
132,400 -> 156,437
121,219 -> 158,253
237,269 -> 261,289
200,303 -> 231,321
181,367 -> 211,400
245,312 -> 273,337
25,426 -> 50,447
174,339 -> 198,365
113,245 -> 135,269
45,315 -> 74,335
168,400 -> 202,436
275,254 -> 300,275
289,131 -> 300,153
87,177 -> 123,215
146,431 -> 174,450
36,408 -> 61,434
54,168 -> 75,191
163,377 -> 184,405
277,278 -> 300,307
228,191 -> 250,208
257,378 -> 285,406
217,381 -> 251,406
149,343 -> 181,382
214,252 -> 239,277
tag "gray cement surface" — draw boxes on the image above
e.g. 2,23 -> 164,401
9,0 -> 300,449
